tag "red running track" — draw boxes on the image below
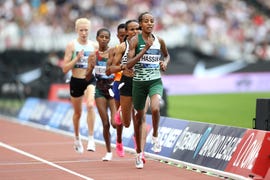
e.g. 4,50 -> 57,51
0,117 -> 221,180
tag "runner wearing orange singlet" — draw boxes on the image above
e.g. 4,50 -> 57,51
106,23 -> 126,157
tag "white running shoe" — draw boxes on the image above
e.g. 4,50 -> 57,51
87,138 -> 96,152
102,152 -> 112,161
151,136 -> 161,153
74,139 -> 84,154
135,153 -> 144,169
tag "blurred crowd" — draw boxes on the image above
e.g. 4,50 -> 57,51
1,0 -> 270,61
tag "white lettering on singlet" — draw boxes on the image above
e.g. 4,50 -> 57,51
95,66 -> 106,75
140,54 -> 160,64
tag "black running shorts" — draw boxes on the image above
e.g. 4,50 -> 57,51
70,76 -> 96,97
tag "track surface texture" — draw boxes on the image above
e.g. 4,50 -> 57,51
0,118 -> 221,180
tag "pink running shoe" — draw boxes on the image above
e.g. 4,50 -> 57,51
116,142 -> 125,157
114,107 -> 122,125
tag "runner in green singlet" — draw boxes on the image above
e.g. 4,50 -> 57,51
126,12 -> 170,169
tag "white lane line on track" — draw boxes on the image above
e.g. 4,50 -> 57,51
0,158 -> 135,166
0,142 -> 94,180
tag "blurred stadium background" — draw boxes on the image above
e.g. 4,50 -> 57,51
0,0 -> 269,120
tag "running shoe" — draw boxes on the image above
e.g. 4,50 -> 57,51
151,136 -> 162,153
135,153 -> 144,169
142,152 -> 146,164
133,137 -> 146,164
114,107 -> 122,125
102,152 -> 112,161
116,142 -> 125,157
87,138 -> 96,152
74,139 -> 84,154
